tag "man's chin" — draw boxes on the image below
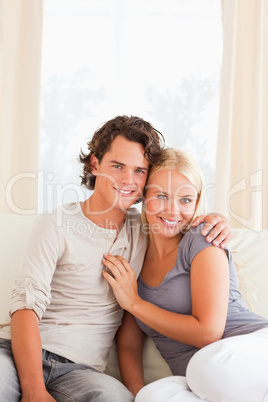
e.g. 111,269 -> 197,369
116,198 -> 139,213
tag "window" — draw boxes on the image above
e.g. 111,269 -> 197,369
40,0 -> 222,212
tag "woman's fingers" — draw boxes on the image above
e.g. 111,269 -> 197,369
102,255 -> 122,278
113,255 -> 132,272
102,269 -> 116,286
102,254 -> 140,311
102,253 -> 129,277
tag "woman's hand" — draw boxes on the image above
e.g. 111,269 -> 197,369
192,213 -> 231,248
102,254 -> 141,311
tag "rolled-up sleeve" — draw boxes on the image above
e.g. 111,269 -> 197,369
9,214 -> 64,320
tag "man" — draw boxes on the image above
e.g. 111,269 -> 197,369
0,116 -> 229,401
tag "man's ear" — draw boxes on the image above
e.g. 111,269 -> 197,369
90,155 -> 99,175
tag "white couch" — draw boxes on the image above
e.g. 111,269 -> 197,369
1,214 -> 268,384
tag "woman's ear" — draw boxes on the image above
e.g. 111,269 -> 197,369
90,155 -> 99,175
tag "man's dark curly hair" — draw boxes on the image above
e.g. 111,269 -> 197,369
79,115 -> 165,190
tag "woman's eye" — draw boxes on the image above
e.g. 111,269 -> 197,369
157,194 -> 167,200
181,198 -> 191,204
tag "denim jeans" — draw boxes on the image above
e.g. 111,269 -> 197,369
0,339 -> 134,402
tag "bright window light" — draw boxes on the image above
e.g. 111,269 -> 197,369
40,0 -> 222,213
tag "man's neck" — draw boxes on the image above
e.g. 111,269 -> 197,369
81,196 -> 126,234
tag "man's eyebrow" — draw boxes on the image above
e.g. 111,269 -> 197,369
110,160 -> 148,171
137,166 -> 149,172
110,160 -> 125,166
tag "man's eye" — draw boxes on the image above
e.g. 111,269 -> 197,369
136,169 -> 145,174
113,165 -> 122,169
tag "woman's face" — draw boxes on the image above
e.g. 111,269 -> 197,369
144,168 -> 198,238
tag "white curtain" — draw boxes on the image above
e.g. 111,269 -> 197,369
0,0 -> 43,215
214,0 -> 268,230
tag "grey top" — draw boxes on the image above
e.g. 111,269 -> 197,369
136,224 -> 268,376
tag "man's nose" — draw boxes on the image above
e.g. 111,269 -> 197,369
121,169 -> 135,185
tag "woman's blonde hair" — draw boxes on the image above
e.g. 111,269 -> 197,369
141,148 -> 205,231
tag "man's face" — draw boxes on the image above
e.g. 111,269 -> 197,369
91,135 -> 149,213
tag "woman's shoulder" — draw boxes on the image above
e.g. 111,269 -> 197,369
179,223 -> 214,266
181,223 -> 208,246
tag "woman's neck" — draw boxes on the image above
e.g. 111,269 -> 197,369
147,232 -> 183,260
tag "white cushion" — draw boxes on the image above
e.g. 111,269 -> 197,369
0,215 -> 37,323
229,228 -> 268,319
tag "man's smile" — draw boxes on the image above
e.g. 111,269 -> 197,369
114,187 -> 136,196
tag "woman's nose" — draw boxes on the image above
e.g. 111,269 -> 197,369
167,199 -> 180,215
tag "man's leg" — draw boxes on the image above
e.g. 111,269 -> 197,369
47,368 -> 134,402
0,339 -> 21,402
42,353 -> 134,402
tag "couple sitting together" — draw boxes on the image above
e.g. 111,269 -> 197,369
0,115 -> 268,402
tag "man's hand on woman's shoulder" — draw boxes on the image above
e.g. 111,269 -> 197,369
192,213 -> 230,248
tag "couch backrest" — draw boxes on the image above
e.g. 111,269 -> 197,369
1,215 -> 268,323
0,215 -> 37,323
228,228 -> 268,319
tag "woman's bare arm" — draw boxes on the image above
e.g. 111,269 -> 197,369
103,246 -> 229,348
116,311 -> 145,396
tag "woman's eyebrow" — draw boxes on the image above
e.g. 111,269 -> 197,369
153,190 -> 168,195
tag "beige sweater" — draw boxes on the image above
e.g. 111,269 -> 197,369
0,202 -> 147,372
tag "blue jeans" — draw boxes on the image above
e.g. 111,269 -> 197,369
0,339 -> 134,402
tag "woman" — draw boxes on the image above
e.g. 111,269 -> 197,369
102,148 -> 268,402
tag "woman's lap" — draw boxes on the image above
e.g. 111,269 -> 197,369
136,328 -> 268,402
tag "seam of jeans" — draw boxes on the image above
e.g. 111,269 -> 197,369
47,386 -> 76,402
44,359 -> 55,386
